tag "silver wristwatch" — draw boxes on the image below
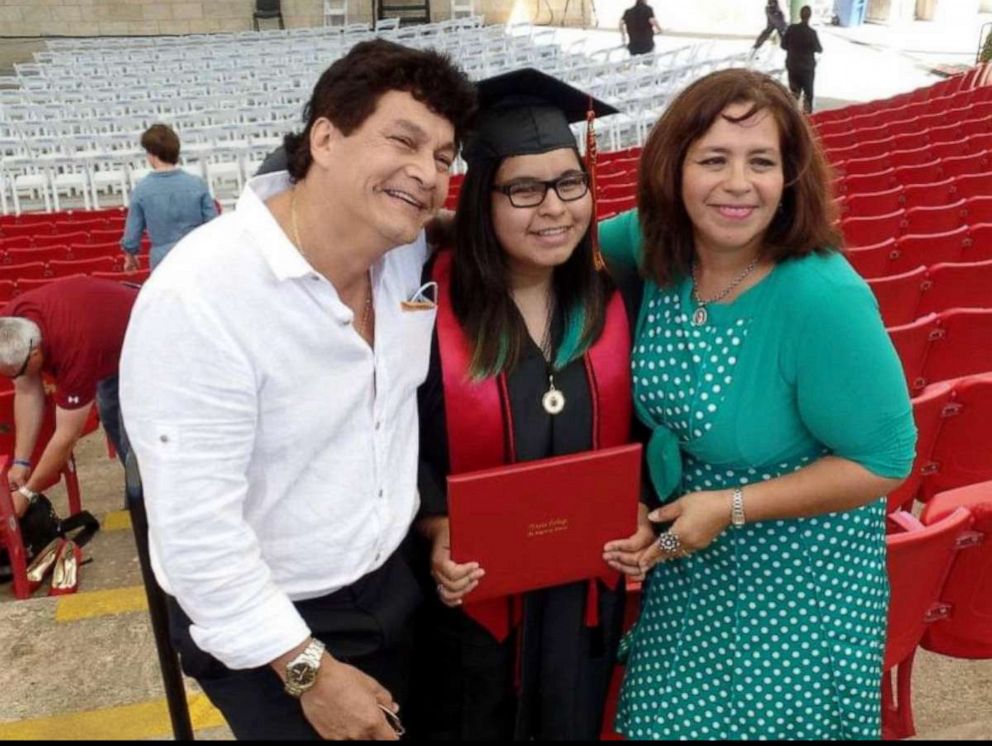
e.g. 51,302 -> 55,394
731,488 -> 746,528
284,639 -> 326,698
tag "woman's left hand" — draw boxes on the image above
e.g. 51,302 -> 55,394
638,490 -> 733,571
603,504 -> 656,581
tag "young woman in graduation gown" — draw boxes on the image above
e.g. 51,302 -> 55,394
408,69 -> 656,741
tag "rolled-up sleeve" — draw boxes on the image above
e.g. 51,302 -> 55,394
120,193 -> 146,255
120,285 -> 309,669
794,282 -> 917,479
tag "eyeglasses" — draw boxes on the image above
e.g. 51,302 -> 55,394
12,339 -> 33,379
492,173 -> 590,208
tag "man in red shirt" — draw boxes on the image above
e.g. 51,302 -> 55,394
0,276 -> 138,517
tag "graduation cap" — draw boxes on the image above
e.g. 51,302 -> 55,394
463,68 -> 619,165
464,68 -> 620,269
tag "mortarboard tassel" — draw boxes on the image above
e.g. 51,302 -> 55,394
585,97 -> 606,272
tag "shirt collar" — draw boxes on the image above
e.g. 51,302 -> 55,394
237,171 -> 313,283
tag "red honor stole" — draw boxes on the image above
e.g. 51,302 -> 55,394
431,250 -> 632,641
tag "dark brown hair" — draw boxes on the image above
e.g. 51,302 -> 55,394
284,39 -> 476,181
140,123 -> 180,164
638,68 -> 841,286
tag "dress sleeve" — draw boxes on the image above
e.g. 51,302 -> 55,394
598,209 -> 642,272
792,280 -> 916,479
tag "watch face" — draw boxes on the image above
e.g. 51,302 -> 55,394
287,661 -> 317,689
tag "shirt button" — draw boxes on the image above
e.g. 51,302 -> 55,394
375,552 -> 381,562
375,421 -> 381,430
378,489 -> 384,498
159,435 -> 169,443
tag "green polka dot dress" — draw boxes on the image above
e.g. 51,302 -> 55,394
598,211 -> 917,741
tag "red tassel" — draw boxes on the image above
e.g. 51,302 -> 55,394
585,97 -> 605,272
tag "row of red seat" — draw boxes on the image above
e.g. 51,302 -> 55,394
816,80 -> 992,138
869,258 -> 992,327
848,223 -> 991,279
886,307 -> 992,396
0,228 -> 135,252
834,131 -> 992,181
843,196 -> 992,244
835,159 -> 992,204
0,268 -> 150,303
0,240 -> 135,268
819,97 -> 992,151
0,206 -> 127,228
811,62 -> 991,126
825,115 -> 992,168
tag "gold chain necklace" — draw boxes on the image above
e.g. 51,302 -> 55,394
290,188 -> 373,338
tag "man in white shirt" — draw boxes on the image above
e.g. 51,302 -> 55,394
120,40 -> 476,740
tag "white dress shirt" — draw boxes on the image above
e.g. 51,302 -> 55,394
120,172 -> 434,670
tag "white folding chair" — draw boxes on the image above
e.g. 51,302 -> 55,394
323,0 -> 348,27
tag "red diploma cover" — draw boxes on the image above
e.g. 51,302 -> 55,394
447,443 -> 642,603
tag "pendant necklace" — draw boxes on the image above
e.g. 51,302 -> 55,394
539,288 -> 565,415
292,188 -> 373,338
690,256 -> 760,327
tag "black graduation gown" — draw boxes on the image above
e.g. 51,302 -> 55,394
408,287 -> 645,741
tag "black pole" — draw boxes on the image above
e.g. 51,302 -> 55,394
126,453 -> 195,741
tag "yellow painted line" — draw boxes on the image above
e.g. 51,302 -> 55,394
0,692 -> 226,740
102,510 -> 132,532
55,585 -> 147,622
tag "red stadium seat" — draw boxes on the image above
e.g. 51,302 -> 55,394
963,197 -> 992,225
34,231 -> 86,249
48,256 -> 120,277
842,210 -> 904,248
598,170 -> 636,190
917,310 -> 992,393
600,183 -> 637,200
54,218 -> 107,234
890,225 -> 970,274
920,481 -> 992,659
882,506 -> 973,740
828,135 -> 896,162
5,246 -> 70,265
939,152 -> 990,180
964,131 -> 992,154
15,276 -> 65,292
917,259 -> 992,316
0,261 -> 49,282
90,227 -> 124,244
845,239 -> 899,278
0,280 -> 14,303
887,380 -> 954,510
888,314 -> 940,398
902,201 -> 966,235
839,168 -> 897,197
957,116 -> 992,139
834,153 -> 888,178
867,265 -> 927,326
890,131 -> 926,153
0,222 -> 54,239
927,139 -> 969,162
903,178 -> 958,209
888,146 -> 937,169
966,223 -> 992,262
597,195 -> 637,219
843,190 -> 904,220
954,172 -> 992,201
91,268 -> 151,285
0,237 -> 33,253
67,241 -> 121,261
892,160 -> 945,188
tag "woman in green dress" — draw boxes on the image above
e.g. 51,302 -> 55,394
599,69 -> 916,739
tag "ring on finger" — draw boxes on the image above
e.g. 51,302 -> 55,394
656,530 -> 682,555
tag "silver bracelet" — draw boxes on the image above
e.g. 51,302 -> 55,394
731,487 -> 746,528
